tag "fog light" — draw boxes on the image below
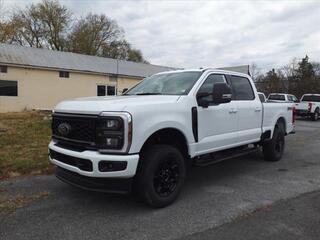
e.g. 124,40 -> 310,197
99,161 -> 127,172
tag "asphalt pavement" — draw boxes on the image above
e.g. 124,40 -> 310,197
1,119 -> 320,240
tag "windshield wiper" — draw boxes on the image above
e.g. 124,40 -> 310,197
136,92 -> 162,95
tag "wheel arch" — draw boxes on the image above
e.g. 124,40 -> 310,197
139,127 -> 190,160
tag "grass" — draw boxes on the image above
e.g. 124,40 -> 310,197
0,111 -> 54,179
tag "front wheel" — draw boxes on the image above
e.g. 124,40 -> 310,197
263,126 -> 285,162
135,145 -> 186,208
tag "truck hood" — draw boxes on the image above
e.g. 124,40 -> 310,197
54,95 -> 181,114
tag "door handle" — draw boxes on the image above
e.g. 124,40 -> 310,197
255,107 -> 262,112
229,108 -> 238,114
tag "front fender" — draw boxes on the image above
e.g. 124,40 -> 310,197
129,113 -> 194,155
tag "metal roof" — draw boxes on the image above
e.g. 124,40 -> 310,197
0,43 -> 175,77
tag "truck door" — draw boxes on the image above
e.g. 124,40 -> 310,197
229,75 -> 262,143
196,74 -> 238,155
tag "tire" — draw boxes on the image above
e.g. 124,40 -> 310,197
135,144 -> 186,208
263,125 -> 285,162
311,108 -> 319,121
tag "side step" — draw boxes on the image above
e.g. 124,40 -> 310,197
194,146 -> 259,167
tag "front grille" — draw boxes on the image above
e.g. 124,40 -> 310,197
52,113 -> 98,148
50,149 -> 93,172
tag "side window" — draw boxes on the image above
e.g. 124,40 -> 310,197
287,95 -> 293,102
292,96 -> 299,103
258,93 -> 266,102
197,74 -> 226,102
230,75 -> 254,100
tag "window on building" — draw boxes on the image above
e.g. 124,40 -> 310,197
97,85 -> 116,96
0,80 -> 18,96
0,65 -> 8,73
107,85 -> 116,95
109,74 -> 118,82
230,75 -> 255,100
97,85 -> 106,96
59,71 -> 70,78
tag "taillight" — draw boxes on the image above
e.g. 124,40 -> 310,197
308,102 -> 312,112
292,107 -> 295,124
288,106 -> 295,124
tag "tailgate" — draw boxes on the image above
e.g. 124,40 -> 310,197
295,102 -> 308,110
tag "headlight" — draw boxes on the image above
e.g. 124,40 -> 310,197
98,117 -> 122,131
96,112 -> 132,153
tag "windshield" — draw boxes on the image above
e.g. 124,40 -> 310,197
301,95 -> 320,102
268,94 -> 285,101
125,71 -> 202,95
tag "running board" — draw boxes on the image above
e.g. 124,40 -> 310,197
194,147 -> 259,167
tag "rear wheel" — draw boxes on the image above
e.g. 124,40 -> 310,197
135,144 -> 186,208
311,108 -> 319,121
263,126 -> 285,162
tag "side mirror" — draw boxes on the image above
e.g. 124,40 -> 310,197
197,92 -> 211,108
212,83 -> 232,104
122,88 -> 128,94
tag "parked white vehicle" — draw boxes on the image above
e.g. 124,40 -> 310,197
295,94 -> 320,121
49,69 -> 295,207
267,93 -> 299,103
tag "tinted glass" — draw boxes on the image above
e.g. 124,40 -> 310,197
198,74 -> 226,102
291,96 -> 299,103
0,80 -> 18,96
301,95 -> 320,102
230,76 -> 254,100
258,93 -> 266,102
268,94 -> 285,101
107,86 -> 116,95
97,85 -> 106,96
125,71 -> 202,95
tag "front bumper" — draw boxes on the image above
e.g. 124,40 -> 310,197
55,167 -> 133,193
48,141 -> 139,178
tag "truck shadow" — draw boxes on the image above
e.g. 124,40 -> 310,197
55,151 -> 267,211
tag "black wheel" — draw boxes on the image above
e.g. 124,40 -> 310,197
263,126 -> 285,162
311,108 -> 319,121
135,144 -> 186,208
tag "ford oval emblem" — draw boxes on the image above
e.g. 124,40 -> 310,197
57,123 -> 71,136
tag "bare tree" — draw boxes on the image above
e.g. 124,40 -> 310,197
250,63 -> 261,81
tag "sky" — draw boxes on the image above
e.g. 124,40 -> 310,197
2,0 -> 320,71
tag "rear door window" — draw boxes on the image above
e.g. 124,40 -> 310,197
229,75 -> 255,100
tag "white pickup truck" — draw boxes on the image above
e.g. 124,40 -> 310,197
267,93 -> 299,103
49,69 -> 295,207
295,94 -> 320,121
